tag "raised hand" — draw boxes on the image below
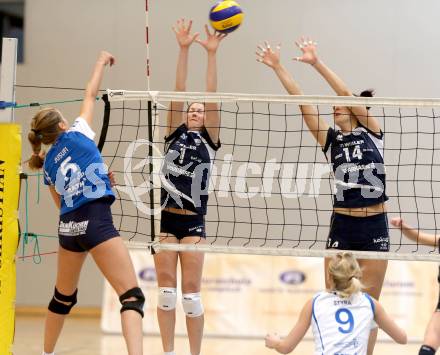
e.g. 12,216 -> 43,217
256,41 -> 281,69
98,51 -> 115,66
196,25 -> 227,53
293,36 -> 319,65
172,19 -> 199,48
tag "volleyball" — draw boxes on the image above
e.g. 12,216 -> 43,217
209,1 -> 244,33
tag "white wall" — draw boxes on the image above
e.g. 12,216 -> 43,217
11,0 -> 440,306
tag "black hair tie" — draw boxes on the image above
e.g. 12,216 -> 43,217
31,129 -> 43,140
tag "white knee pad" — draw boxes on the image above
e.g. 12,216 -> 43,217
157,287 -> 177,311
182,292 -> 204,318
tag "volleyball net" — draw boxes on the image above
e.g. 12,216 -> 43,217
99,89 -> 440,261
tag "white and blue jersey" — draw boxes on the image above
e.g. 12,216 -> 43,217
311,291 -> 375,355
43,117 -> 115,215
161,124 -> 220,215
323,125 -> 388,208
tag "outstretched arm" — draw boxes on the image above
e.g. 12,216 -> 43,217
256,42 -> 328,148
265,298 -> 312,354
80,51 -> 115,126
390,217 -> 440,248
167,19 -> 200,135
196,25 -> 226,143
374,299 -> 407,344
294,37 -> 381,134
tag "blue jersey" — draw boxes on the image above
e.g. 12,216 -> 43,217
44,117 -> 115,215
161,124 -> 220,215
323,125 -> 388,208
311,291 -> 375,355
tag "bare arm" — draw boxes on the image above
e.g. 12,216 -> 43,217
49,186 -> 61,209
265,299 -> 312,354
80,51 -> 115,126
373,299 -> 407,344
196,25 -> 227,143
167,19 -> 199,136
295,37 -> 381,134
390,217 -> 440,247
256,42 -> 328,148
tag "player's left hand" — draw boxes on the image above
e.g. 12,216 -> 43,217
265,333 -> 281,349
293,36 -> 319,65
256,41 -> 281,69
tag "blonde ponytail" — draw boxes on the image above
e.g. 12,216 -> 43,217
27,108 -> 63,170
328,252 -> 364,298
28,129 -> 44,170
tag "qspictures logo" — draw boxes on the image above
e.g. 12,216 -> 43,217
0,160 -> 5,272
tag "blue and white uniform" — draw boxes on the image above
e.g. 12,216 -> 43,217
160,124 -> 220,239
311,291 -> 375,355
44,117 -> 118,251
323,125 -> 389,252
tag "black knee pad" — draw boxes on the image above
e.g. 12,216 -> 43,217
48,287 -> 78,315
419,345 -> 436,355
119,287 -> 145,318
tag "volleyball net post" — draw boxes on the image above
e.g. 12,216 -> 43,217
0,37 -> 19,355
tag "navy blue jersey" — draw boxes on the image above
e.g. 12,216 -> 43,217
323,125 -> 388,208
161,124 -> 220,215
44,117 -> 115,215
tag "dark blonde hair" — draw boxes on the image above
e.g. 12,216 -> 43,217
28,108 -> 64,170
186,102 -> 205,113
328,252 -> 363,298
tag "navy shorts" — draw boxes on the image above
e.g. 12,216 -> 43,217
160,210 -> 206,240
58,197 -> 119,252
326,212 -> 390,252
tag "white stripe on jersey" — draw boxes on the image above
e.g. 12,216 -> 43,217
355,126 -> 384,159
69,117 -> 96,141
311,291 -> 375,355
189,130 -> 217,167
335,180 -> 384,192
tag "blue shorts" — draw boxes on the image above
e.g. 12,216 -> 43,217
160,210 -> 206,240
326,212 -> 390,252
58,197 -> 119,252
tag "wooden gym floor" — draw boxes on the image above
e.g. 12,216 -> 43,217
13,314 -> 420,355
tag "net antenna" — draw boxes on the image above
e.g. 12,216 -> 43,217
144,0 -> 151,91
102,89 -> 440,262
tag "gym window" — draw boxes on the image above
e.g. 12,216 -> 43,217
0,0 -> 24,63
